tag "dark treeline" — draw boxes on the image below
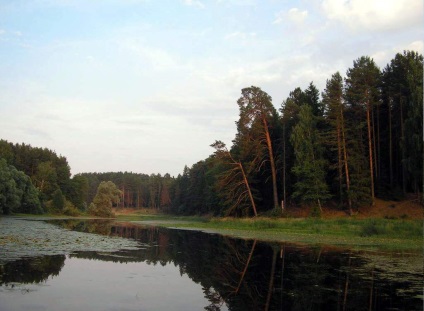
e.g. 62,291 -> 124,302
0,51 -> 422,216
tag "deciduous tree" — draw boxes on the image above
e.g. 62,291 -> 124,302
89,181 -> 121,217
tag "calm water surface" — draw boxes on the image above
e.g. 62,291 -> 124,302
0,218 -> 422,311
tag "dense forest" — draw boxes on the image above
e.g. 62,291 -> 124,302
0,51 -> 422,216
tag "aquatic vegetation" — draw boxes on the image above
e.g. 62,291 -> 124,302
0,217 -> 140,264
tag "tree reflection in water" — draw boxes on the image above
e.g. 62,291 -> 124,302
1,219 -> 422,311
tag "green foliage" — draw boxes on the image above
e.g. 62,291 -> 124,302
89,181 -> 121,217
0,158 -> 43,215
290,105 -> 331,205
0,139 -> 72,205
52,188 -> 65,211
68,175 -> 89,210
62,200 -> 81,216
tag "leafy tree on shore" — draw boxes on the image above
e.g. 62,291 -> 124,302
51,188 -> 65,211
0,158 -> 43,215
88,181 -> 121,217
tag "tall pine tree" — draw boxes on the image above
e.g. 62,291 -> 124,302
290,105 -> 330,210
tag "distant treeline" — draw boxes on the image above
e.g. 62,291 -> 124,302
0,51 -> 422,216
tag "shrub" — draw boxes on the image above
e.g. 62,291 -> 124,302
52,189 -> 65,211
62,200 -> 80,216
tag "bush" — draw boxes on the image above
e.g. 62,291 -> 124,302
62,200 -> 80,216
52,189 -> 65,211
88,202 -> 115,218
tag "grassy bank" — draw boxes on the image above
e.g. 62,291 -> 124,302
117,214 -> 423,251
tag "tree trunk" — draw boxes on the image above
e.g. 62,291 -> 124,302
122,185 -> 125,208
367,100 -> 375,205
263,117 -> 279,210
239,162 -> 258,217
372,105 -> 378,181
400,98 -> 406,194
137,190 -> 140,208
337,113 -> 343,206
340,104 -> 352,213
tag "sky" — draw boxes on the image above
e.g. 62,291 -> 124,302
0,0 -> 422,177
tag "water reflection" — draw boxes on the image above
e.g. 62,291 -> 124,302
1,219 -> 422,311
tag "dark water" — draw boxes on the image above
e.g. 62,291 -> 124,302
0,219 -> 422,311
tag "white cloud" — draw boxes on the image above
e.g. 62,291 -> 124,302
322,0 -> 423,32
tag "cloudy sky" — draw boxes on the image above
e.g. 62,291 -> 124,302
0,0 -> 422,176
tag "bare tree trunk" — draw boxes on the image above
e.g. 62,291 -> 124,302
122,185 -> 125,208
367,101 -> 375,205
226,148 -> 258,217
137,190 -> 140,208
337,114 -> 343,206
340,103 -> 352,214
239,162 -> 258,217
263,117 -> 279,210
372,105 -> 378,181
400,98 -> 406,194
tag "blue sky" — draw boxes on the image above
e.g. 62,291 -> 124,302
0,0 -> 422,176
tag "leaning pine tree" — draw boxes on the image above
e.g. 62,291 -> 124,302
290,105 -> 331,211
211,140 -> 258,217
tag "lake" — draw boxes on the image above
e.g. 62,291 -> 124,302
0,218 -> 422,310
